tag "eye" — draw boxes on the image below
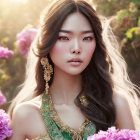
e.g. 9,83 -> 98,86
83,37 -> 93,41
58,36 -> 69,40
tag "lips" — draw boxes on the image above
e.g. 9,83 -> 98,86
68,58 -> 83,66
68,58 -> 83,63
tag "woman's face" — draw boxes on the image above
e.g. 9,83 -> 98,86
50,12 -> 96,75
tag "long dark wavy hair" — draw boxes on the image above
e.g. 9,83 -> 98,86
8,0 -> 140,131
34,0 -> 116,131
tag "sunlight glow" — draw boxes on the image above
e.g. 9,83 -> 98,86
10,0 -> 28,3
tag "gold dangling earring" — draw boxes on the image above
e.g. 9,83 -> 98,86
41,57 -> 53,94
79,94 -> 89,106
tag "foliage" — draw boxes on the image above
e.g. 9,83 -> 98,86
94,0 -> 140,85
0,0 -> 50,109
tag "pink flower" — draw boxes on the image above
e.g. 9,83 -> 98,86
16,28 -> 38,56
88,127 -> 140,140
0,47 -> 14,59
0,90 -> 6,105
0,109 -> 13,140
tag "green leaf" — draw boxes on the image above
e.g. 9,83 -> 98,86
14,41 -> 17,47
0,69 -> 5,75
129,2 -> 137,13
117,9 -> 129,24
1,74 -> 9,80
0,69 -> 9,81
126,30 -> 132,39
123,38 -> 128,43
125,27 -> 138,39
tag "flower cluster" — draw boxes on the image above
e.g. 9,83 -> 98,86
0,109 -> 13,140
88,127 -> 140,140
0,90 -> 6,106
0,46 -> 14,59
16,28 -> 37,56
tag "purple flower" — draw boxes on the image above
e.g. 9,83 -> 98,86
0,90 -> 6,105
88,127 -> 140,140
0,109 -> 13,140
0,47 -> 14,59
16,28 -> 38,56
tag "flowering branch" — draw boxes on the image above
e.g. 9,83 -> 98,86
88,127 -> 140,140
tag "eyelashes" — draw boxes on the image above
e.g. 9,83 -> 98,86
58,36 -> 94,41
83,37 -> 94,41
58,36 -> 69,40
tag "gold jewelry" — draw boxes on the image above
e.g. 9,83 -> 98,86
41,57 -> 53,94
79,94 -> 89,106
48,93 -> 92,139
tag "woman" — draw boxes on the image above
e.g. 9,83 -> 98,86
8,0 -> 140,139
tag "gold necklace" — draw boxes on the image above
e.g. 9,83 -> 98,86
48,93 -> 91,139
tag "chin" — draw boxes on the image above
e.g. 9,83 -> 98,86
54,65 -> 85,76
65,70 -> 84,76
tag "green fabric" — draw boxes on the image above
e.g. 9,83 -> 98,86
41,93 -> 96,140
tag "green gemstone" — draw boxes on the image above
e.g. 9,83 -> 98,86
62,131 -> 72,140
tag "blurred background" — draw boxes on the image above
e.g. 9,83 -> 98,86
0,0 -> 140,110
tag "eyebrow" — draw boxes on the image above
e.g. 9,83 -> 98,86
59,30 -> 93,34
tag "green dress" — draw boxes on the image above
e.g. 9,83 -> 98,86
32,93 -> 96,140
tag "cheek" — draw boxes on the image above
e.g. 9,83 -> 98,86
50,43 -> 67,57
84,43 -> 96,57
49,43 -> 69,64
51,45 -> 64,55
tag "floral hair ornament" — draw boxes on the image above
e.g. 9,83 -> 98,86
41,57 -> 53,94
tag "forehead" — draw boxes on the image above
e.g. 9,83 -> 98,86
60,12 -> 92,32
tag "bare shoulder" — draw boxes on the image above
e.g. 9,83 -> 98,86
112,93 -> 135,130
9,94 -> 46,139
12,95 -> 42,122
112,93 -> 128,108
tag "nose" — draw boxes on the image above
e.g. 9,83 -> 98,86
71,39 -> 81,54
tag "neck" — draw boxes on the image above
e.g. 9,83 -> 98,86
49,67 -> 82,105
